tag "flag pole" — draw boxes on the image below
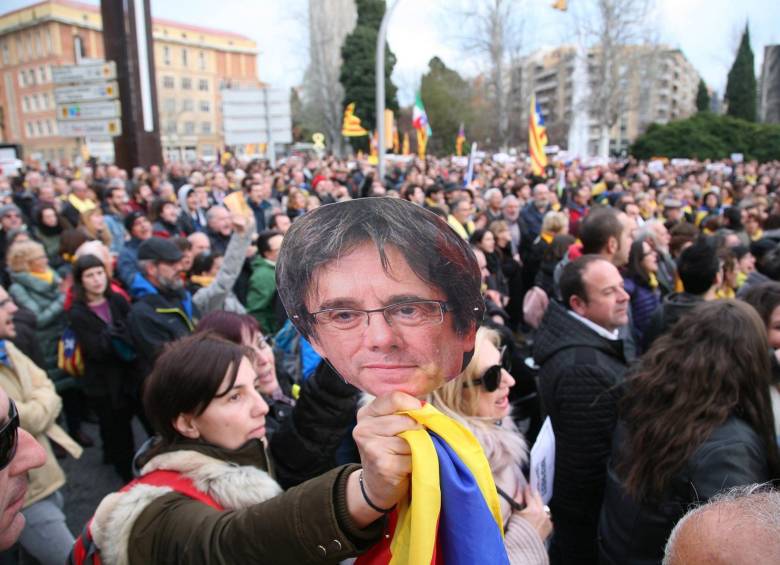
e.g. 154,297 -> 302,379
376,0 -> 400,185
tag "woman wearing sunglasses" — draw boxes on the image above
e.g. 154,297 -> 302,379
431,326 -> 552,564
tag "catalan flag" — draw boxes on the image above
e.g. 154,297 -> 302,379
529,94 -> 548,177
342,102 -> 369,137
356,403 -> 509,565
456,123 -> 466,157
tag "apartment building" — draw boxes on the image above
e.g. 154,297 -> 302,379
0,0 -> 261,164
517,44 -> 700,156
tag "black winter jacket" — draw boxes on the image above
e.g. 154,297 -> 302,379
642,291 -> 703,351
533,301 -> 628,564
68,293 -> 140,406
269,362 -> 360,490
598,417 -> 771,565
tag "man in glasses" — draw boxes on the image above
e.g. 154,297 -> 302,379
276,197 -> 484,513
0,387 -> 45,550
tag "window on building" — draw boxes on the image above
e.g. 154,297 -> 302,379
22,96 -> 29,112
39,66 -> 46,83
26,122 -> 34,137
164,121 -> 176,134
163,75 -> 175,88
31,94 -> 38,111
181,99 -> 194,112
27,69 -> 35,85
181,48 -> 188,67
18,70 -> 24,87
199,100 -> 210,112
201,121 -> 211,134
46,120 -> 53,135
163,98 -> 175,114
36,120 -> 43,136
184,121 -> 195,134
25,34 -> 32,60
0,42 -> 8,66
198,79 -> 208,92
199,51 -> 206,70
181,77 -> 192,90
42,92 -> 49,109
163,46 -> 171,65
16,37 -> 24,63
44,28 -> 52,54
34,32 -> 42,58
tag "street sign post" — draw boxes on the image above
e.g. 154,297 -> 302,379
221,87 -> 292,165
55,61 -> 122,145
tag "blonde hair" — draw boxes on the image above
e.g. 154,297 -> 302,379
431,326 -> 502,419
79,208 -> 112,248
541,210 -> 568,235
7,240 -> 46,273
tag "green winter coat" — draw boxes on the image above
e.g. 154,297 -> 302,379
247,256 -> 278,334
9,270 -> 65,369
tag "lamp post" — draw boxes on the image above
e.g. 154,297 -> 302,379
376,0 -> 400,185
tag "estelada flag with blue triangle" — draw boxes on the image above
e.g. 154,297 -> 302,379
529,94 -> 549,177
356,403 -> 509,565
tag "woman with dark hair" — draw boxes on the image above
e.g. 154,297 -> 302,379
471,228 -> 509,300
77,333 -> 408,564
68,254 -> 139,481
622,235 -> 661,350
32,203 -> 66,271
195,310 -> 294,439
739,281 -> 780,439
598,300 -> 780,565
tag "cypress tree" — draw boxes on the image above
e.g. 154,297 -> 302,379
696,79 -> 710,112
725,24 -> 757,121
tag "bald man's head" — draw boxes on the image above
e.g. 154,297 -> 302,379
664,486 -> 780,565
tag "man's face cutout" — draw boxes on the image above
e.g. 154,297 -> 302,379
306,243 -> 476,398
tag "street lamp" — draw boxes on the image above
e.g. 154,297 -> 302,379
376,0 -> 400,184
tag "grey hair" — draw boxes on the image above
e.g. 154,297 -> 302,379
484,188 -> 503,202
276,197 -> 484,341
501,195 -> 519,208
206,205 -> 228,222
662,484 -> 780,565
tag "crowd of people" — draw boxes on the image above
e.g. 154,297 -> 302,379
0,152 -> 777,564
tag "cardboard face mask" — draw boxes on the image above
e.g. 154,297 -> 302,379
276,198 -> 483,398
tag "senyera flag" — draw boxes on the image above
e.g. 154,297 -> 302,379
528,94 -> 548,177
356,403 -> 509,565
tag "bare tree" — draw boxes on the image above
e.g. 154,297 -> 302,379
302,0 -> 357,156
450,0 -> 527,152
570,0 -> 659,157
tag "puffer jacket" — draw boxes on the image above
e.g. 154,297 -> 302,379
8,270 -> 65,367
87,439 -> 382,565
0,341 -> 81,507
598,417 -> 771,565
532,300 -> 628,565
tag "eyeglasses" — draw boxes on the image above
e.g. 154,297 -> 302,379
466,345 -> 512,392
305,300 -> 450,332
0,399 -> 19,472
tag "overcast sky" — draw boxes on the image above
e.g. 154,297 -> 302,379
7,0 -> 780,105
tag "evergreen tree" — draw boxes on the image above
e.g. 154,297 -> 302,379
696,79 -> 711,113
420,57 -> 472,154
725,24 -> 757,121
339,0 -> 399,137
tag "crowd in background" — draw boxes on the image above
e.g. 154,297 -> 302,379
0,152 -> 778,564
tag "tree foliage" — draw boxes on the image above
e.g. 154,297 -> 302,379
420,57 -> 473,155
725,25 -> 757,121
629,113 -> 780,161
696,79 -> 710,113
339,0 -> 398,136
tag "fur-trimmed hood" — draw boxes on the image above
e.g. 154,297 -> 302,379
90,449 -> 282,565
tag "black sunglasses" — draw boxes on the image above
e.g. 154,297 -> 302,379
465,345 -> 512,393
0,399 -> 19,472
